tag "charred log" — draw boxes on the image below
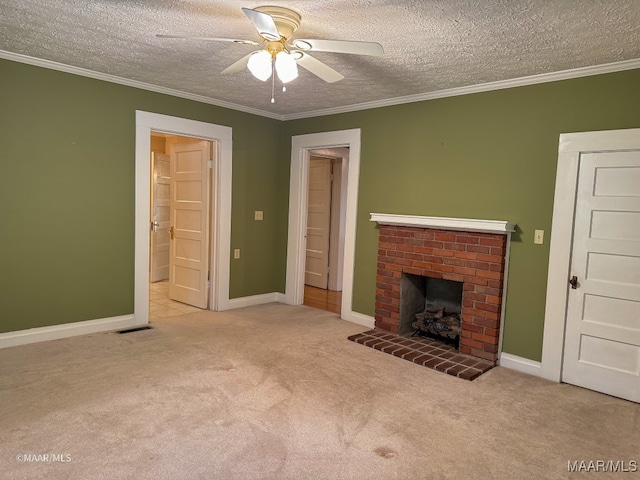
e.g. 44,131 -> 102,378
412,306 -> 461,347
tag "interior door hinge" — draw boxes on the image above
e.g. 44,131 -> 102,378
207,280 -> 211,289
208,160 -> 213,169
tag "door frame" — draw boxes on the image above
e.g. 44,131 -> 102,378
285,129 -> 372,327
541,127 -> 640,381
135,111 -> 233,323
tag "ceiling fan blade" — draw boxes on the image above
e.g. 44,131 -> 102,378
295,53 -> 344,83
156,34 -> 259,45
221,52 -> 255,74
292,39 -> 384,56
241,7 -> 281,41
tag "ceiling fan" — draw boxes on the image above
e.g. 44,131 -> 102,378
158,6 -> 384,101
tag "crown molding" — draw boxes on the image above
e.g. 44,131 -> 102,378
283,58 -> 640,121
0,50 -> 285,121
2,49 -> 638,123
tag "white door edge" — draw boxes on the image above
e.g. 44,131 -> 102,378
285,129 -> 361,321
541,127 -> 640,382
135,111 -> 232,323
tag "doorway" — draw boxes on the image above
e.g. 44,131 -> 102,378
285,129 -> 373,329
149,132 -> 212,320
542,127 -> 640,403
134,111 -> 233,325
303,149 -> 348,314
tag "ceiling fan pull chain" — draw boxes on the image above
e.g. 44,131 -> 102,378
271,60 -> 276,103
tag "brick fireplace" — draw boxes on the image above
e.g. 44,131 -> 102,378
371,214 -> 515,364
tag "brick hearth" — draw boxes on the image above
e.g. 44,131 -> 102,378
348,329 -> 494,380
375,224 -> 508,363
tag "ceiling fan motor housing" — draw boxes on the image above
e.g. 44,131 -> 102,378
254,6 -> 301,40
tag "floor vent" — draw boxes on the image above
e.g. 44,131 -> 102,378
117,326 -> 153,334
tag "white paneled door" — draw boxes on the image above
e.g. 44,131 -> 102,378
563,151 -> 640,403
305,157 -> 332,289
169,141 -> 211,309
150,153 -> 170,282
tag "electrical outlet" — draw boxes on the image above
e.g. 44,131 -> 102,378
255,210 -> 263,221
234,249 -> 240,259
534,230 -> 544,245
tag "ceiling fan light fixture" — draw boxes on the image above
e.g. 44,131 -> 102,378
275,51 -> 298,83
247,50 -> 272,81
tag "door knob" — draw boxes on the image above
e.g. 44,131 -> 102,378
169,226 -> 174,240
569,275 -> 578,289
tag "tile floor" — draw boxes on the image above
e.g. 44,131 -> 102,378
348,329 -> 494,381
149,280 -> 203,320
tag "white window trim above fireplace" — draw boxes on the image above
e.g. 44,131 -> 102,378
370,213 -> 516,234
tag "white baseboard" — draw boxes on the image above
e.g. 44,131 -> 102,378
343,311 -> 375,329
226,292 -> 286,309
0,314 -> 143,350
499,352 -> 543,377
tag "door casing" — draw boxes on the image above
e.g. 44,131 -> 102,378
541,127 -> 640,382
135,111 -> 232,324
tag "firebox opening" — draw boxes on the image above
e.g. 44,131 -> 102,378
399,273 -> 463,346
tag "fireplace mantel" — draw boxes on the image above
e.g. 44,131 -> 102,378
370,213 -> 516,234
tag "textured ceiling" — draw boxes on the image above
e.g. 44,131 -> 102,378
1,1 -> 639,118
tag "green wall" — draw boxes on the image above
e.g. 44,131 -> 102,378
0,59 -> 285,333
283,69 -> 640,361
2,56 -> 639,363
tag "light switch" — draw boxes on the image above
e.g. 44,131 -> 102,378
255,210 -> 263,221
534,230 -> 544,245
234,249 -> 240,259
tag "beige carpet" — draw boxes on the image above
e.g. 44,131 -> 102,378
1,303 -> 638,480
